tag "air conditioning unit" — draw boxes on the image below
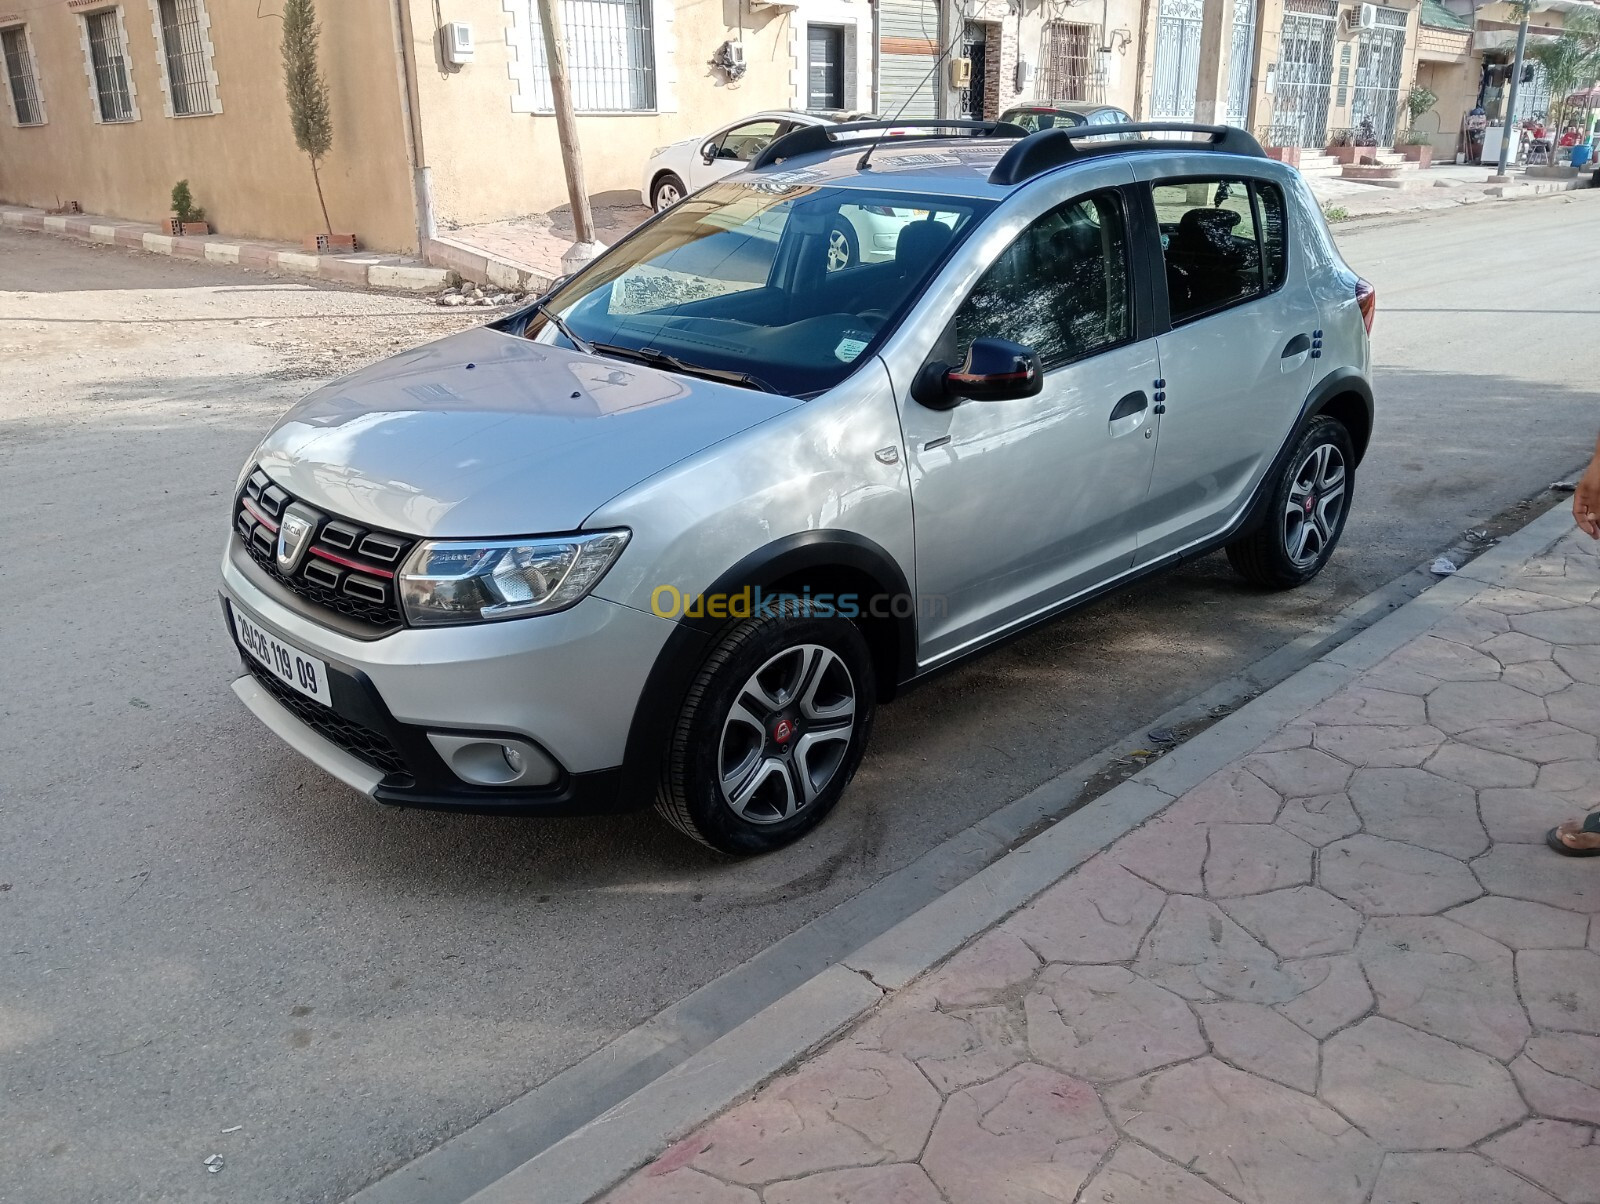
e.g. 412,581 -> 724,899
949,57 -> 973,89
440,21 -> 474,65
1345,3 -> 1379,30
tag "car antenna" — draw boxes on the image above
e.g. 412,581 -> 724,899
858,36 -> 961,170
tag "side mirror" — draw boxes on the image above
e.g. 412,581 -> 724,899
913,338 -> 1044,409
700,141 -> 718,165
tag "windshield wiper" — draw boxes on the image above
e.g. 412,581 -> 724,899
589,342 -> 780,394
530,298 -> 594,356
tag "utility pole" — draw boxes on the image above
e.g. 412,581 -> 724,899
536,0 -> 605,269
1495,10 -> 1531,178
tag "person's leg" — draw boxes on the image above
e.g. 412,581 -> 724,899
1552,432 -> 1600,855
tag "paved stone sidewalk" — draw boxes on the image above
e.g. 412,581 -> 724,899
600,529 -> 1600,1204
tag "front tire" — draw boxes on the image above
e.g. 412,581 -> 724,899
1226,415 -> 1354,589
651,172 -> 686,212
655,606 -> 876,854
825,220 -> 858,272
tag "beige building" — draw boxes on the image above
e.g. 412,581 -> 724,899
3,0 -> 1592,257
0,0 -> 871,252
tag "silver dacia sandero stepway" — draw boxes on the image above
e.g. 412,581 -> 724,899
222,120 -> 1375,854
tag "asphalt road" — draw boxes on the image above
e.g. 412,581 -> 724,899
4,194 -> 1599,1204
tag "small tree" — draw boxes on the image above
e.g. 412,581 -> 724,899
170,179 -> 205,226
281,0 -> 333,234
1403,84 -> 1437,134
1529,9 -> 1600,133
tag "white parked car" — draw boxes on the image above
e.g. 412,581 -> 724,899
641,110 -> 927,271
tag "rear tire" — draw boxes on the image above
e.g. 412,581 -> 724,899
1226,415 -> 1354,589
654,603 -> 875,855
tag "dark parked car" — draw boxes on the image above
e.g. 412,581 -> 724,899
1000,104 -> 1135,133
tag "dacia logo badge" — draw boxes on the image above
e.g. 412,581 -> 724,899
276,503 -> 320,574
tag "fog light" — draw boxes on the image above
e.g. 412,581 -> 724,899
426,733 -> 559,788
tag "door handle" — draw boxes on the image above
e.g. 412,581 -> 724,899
1282,333 -> 1312,358
1108,390 -> 1148,422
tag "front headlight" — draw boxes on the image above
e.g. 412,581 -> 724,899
399,530 -> 630,625
648,145 -> 671,159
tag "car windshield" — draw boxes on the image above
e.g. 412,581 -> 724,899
523,181 -> 994,397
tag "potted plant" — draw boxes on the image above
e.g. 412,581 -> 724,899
282,0 -> 358,252
1258,126 -> 1301,167
1398,86 -> 1437,165
1398,129 -> 1433,166
1325,127 -> 1361,163
167,179 -> 210,236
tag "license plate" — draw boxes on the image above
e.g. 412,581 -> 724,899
230,601 -> 331,707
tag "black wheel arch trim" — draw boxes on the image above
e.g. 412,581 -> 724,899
1233,368 -> 1372,539
616,530 -> 915,805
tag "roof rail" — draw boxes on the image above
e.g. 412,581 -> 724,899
988,123 -> 1266,186
751,118 -> 1029,170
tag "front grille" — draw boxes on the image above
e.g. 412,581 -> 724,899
245,658 -> 409,776
235,468 -> 415,629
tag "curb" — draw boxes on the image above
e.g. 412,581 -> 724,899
1320,173 -> 1592,227
459,500 -> 1578,1204
0,204 -> 457,293
423,235 -> 556,294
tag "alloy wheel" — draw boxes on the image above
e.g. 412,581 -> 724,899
825,227 -> 853,272
1283,442 -> 1347,569
655,183 -> 682,211
718,644 -> 856,824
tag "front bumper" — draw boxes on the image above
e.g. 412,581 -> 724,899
220,538 -> 673,815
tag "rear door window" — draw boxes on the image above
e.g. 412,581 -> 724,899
1151,177 -> 1285,324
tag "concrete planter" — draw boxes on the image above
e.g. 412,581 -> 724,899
1263,146 -> 1302,167
1341,163 -> 1403,180
1326,145 -> 1385,164
1398,145 -> 1432,167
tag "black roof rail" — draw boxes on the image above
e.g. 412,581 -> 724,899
751,118 -> 1029,170
988,122 -> 1267,186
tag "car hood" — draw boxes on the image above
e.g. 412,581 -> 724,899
253,326 -> 803,538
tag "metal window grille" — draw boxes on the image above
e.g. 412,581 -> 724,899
86,10 -> 134,122
1038,21 -> 1094,103
158,0 -> 213,116
2,27 -> 43,125
1226,0 -> 1258,124
1266,0 -> 1337,148
528,0 -> 656,112
1515,61 -> 1551,123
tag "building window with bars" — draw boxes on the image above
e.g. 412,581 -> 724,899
84,8 -> 137,122
524,0 -> 657,112
2,25 -> 45,126
154,0 -> 216,116
1037,21 -> 1095,103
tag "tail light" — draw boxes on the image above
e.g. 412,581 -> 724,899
861,205 -> 897,216
1356,278 -> 1377,334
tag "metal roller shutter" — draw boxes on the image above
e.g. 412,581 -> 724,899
879,0 -> 941,118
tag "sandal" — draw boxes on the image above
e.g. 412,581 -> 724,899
1547,811 -> 1600,857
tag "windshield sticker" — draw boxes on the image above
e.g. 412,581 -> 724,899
884,152 -> 961,167
835,336 -> 869,363
757,170 -> 824,185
